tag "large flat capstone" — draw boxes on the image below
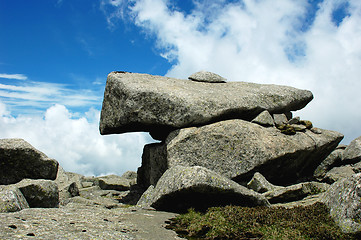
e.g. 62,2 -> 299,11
100,72 -> 313,138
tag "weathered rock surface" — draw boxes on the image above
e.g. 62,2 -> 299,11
342,135 -> 361,164
322,165 -> 356,184
0,203 -> 181,240
15,179 -> 59,208
138,119 -> 343,187
55,166 -> 82,204
272,193 -> 323,209
100,72 -> 313,139
137,166 -> 270,213
97,174 -> 135,191
263,182 -> 329,204
273,113 -> 288,126
247,172 -> 281,193
314,148 -> 344,179
251,110 -> 275,127
0,139 -> 59,185
188,70 -> 227,83
320,173 -> 361,234
0,186 -> 29,213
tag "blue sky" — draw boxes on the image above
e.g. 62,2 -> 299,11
1,0 -> 361,176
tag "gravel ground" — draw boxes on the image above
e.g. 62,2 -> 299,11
0,203 -> 183,240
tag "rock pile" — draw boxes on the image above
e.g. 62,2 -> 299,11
99,71 -> 361,234
1,70 -> 361,236
0,138 -> 139,213
1,138 -> 182,239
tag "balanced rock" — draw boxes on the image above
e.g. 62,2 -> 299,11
0,186 -> 29,213
137,166 -> 270,212
138,119 -> 343,187
0,139 -> 59,185
321,173 -> 361,234
188,71 -> 227,83
100,72 -> 313,139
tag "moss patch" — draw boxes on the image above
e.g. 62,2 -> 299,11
166,203 -> 357,239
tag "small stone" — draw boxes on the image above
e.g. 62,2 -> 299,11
273,114 -> 288,126
311,128 -> 322,134
287,117 -> 300,125
247,172 -> 281,193
300,120 -> 313,129
251,110 -> 275,127
290,124 -> 307,132
188,71 -> 227,83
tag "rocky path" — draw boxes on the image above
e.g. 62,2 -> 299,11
0,203 -> 182,240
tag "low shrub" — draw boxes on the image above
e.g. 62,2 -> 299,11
166,202 -> 357,239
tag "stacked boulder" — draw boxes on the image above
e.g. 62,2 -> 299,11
0,138 -> 138,213
99,71 -> 343,207
99,71 -> 361,233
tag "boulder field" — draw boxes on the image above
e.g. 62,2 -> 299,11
1,71 -> 361,238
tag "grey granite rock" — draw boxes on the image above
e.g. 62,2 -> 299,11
0,139 -> 59,185
320,173 -> 361,234
314,148 -> 344,179
0,186 -> 29,213
138,119 -> 343,187
97,174 -> 136,191
323,165 -> 356,184
15,179 -> 59,208
100,72 -> 313,139
263,182 -> 329,204
251,110 -> 275,127
342,135 -> 361,164
137,165 -> 270,212
55,166 -> 82,205
247,172 -> 281,193
287,116 -> 300,125
273,113 -> 288,126
188,71 -> 227,83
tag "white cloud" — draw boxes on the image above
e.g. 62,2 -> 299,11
0,80 -> 101,115
0,102 -> 151,176
103,0 -> 361,144
0,73 -> 28,80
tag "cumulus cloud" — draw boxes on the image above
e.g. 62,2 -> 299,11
103,0 -> 361,143
0,102 -> 151,176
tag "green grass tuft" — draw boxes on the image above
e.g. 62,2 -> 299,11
166,202 -> 357,239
